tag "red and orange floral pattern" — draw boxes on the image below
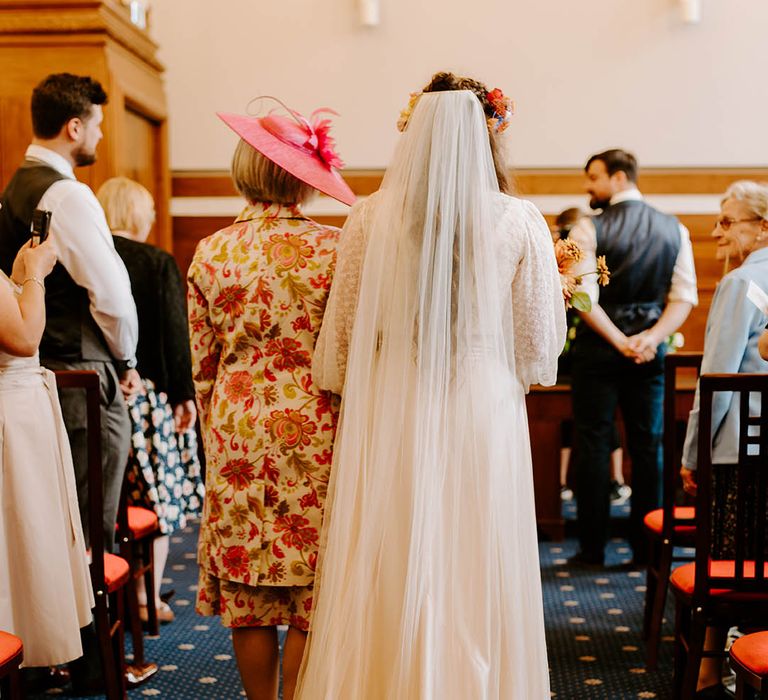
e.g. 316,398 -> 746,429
188,202 -> 340,626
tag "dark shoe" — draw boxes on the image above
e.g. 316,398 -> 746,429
695,684 -> 735,699
567,551 -> 604,568
21,666 -> 70,693
159,588 -> 175,603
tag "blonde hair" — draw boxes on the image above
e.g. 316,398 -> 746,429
231,139 -> 315,206
723,180 -> 768,220
96,177 -> 155,239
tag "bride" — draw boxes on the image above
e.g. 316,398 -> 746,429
297,72 -> 566,699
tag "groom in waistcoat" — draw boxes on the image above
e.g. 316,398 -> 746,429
0,73 -> 140,690
567,149 -> 698,567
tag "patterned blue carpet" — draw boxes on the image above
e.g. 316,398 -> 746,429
32,503 -> 680,699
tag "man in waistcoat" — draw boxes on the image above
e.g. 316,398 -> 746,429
567,149 -> 698,567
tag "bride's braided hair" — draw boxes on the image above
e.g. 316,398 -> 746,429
422,72 -> 512,194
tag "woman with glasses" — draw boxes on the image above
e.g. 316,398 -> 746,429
679,180 -> 768,699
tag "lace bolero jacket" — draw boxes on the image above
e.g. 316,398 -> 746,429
313,193 -> 567,395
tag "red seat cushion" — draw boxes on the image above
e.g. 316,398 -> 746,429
730,631 -> 768,676
670,561 -> 768,599
643,506 -> 697,535
0,630 -> 22,665
127,506 -> 159,539
104,553 -> 130,593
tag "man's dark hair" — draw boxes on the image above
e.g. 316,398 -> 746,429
31,73 -> 108,139
585,149 -> 638,183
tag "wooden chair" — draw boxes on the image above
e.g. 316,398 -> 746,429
117,494 -> 160,684
643,351 -> 702,669
670,372 -> 768,699
54,371 -> 130,700
730,630 -> 768,699
0,631 -> 23,700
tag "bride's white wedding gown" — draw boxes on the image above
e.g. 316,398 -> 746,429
297,92 -> 566,699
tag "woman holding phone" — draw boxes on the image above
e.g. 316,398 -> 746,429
0,238 -> 94,668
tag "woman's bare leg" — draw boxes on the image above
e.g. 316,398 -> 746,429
232,626 -> 279,700
281,626 -> 308,700
697,626 -> 728,691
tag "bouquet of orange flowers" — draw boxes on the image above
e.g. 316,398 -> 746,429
555,239 -> 610,312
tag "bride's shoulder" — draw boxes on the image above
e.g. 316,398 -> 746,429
493,194 -> 548,245
494,193 -> 543,222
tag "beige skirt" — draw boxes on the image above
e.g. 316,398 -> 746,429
0,365 -> 93,666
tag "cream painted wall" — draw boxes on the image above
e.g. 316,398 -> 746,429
151,0 -> 768,171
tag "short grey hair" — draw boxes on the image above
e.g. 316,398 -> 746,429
723,180 -> 768,220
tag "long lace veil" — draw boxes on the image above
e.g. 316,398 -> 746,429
298,91 -> 551,699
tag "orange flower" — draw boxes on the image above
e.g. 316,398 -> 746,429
220,457 -> 256,491
265,338 -> 311,372
554,238 -> 583,274
596,255 -> 611,286
224,371 -> 253,403
263,233 -> 313,271
214,284 -> 248,317
273,514 -> 319,550
265,409 -> 317,449
222,545 -> 251,578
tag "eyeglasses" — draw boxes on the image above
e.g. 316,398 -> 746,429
716,216 -> 764,231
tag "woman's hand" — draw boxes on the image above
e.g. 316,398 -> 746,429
12,239 -> 57,283
680,466 -> 697,497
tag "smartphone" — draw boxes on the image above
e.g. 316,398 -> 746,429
30,209 -> 52,247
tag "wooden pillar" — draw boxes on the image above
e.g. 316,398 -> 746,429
0,0 -> 172,251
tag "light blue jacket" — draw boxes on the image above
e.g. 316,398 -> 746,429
682,247 -> 768,469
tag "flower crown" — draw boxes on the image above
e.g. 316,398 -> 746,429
396,88 -> 515,133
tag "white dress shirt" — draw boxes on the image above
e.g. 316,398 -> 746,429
568,188 -> 699,308
26,144 -> 138,362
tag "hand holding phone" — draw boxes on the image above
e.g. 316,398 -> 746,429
30,209 -> 52,247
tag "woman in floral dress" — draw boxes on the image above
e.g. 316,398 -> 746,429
188,102 -> 354,700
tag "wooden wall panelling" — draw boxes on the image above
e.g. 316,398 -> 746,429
0,1 -> 172,249
171,170 -> 768,352
172,168 -> 768,200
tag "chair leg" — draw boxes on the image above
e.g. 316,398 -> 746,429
0,668 -> 24,700
673,599 -> 689,699
93,594 -> 121,700
126,572 -> 147,666
109,590 -> 127,700
645,538 -> 673,669
643,537 -> 658,639
143,538 -> 159,637
682,611 -> 707,700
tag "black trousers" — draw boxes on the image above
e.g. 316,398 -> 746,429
42,358 -> 131,553
570,333 -> 665,559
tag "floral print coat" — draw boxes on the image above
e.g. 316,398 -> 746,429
188,203 -> 339,588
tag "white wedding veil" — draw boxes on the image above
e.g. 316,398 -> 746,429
298,90 -> 552,699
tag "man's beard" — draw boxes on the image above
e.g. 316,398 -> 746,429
589,195 -> 610,211
73,146 -> 97,167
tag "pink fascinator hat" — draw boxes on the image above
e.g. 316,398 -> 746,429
217,99 -> 356,206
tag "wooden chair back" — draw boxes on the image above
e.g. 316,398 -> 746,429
694,372 -> 768,597
661,352 -> 702,540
